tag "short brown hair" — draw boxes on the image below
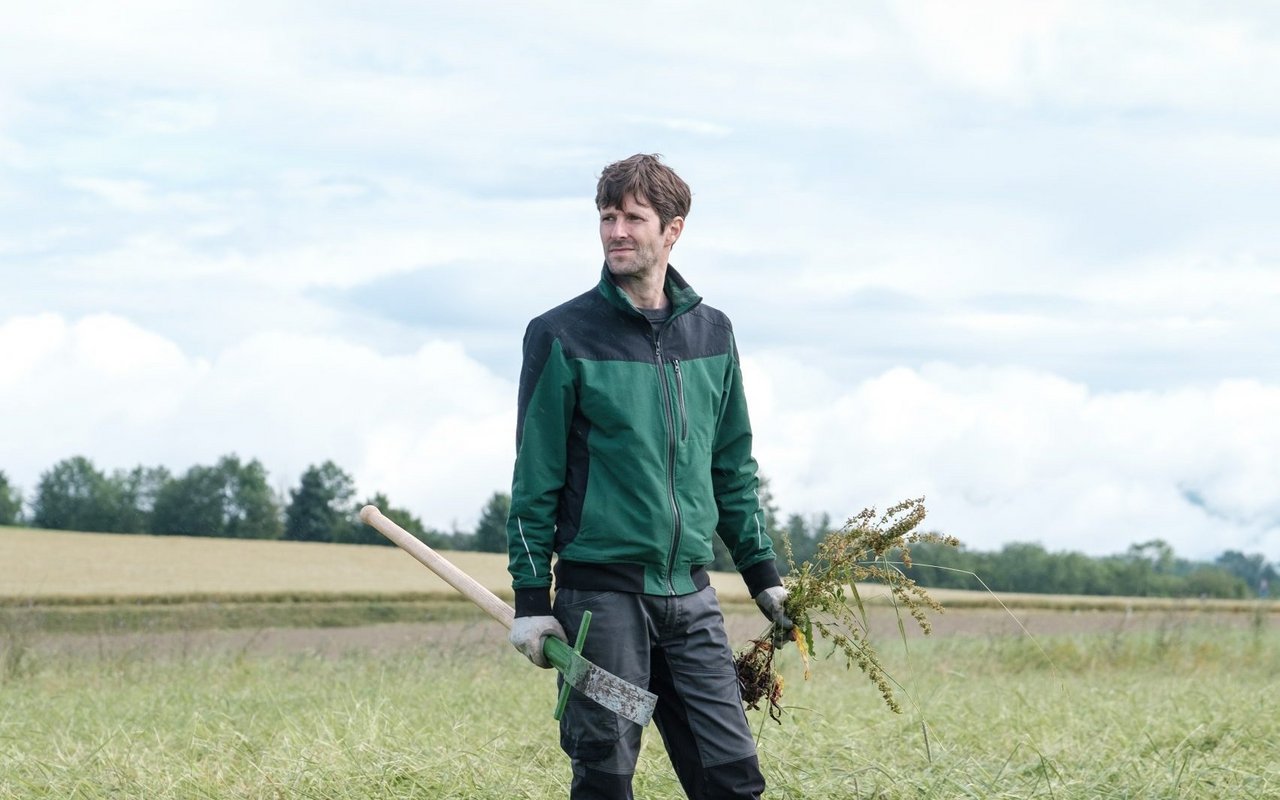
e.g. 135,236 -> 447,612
595,154 -> 691,230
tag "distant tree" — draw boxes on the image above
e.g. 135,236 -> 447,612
338,492 -> 453,548
152,463 -> 224,536
1180,566 -> 1248,599
991,542 -> 1057,593
447,528 -> 478,552
901,540 -> 974,590
31,456 -> 115,532
152,455 -> 281,539
1216,550 -> 1278,595
473,492 -> 511,553
778,511 -> 828,572
0,470 -> 21,525
417,525 -> 457,551
104,465 -> 172,534
285,461 -> 356,543
223,456 -> 281,539
1128,539 -> 1176,574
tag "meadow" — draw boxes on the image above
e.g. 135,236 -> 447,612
2,527 -> 1278,798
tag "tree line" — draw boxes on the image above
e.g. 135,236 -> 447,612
1,458 -> 1275,599
748,501 -> 1274,600
894,538 -> 1276,601
0,456 -> 510,553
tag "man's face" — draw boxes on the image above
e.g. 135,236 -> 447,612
599,193 -> 682,278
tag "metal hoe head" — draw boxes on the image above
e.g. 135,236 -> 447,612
544,636 -> 657,726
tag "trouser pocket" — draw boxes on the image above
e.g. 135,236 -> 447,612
554,588 -> 627,763
559,694 -> 623,763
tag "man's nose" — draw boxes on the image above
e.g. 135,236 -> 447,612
608,220 -> 630,239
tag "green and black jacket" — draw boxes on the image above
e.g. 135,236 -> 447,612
507,265 -> 781,617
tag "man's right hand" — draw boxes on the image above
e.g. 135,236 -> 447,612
508,615 -> 569,669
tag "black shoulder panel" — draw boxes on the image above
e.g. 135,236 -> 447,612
537,288 -> 655,363
661,303 -> 735,362
531,286 -> 737,365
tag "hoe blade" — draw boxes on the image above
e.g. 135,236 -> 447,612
544,637 -> 656,726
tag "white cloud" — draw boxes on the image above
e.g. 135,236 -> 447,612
0,314 -> 513,530
893,0 -> 1280,116
0,313 -> 67,389
893,0 -> 1078,101
65,178 -> 162,213
632,117 -> 733,138
746,356 -> 1280,562
111,96 -> 220,135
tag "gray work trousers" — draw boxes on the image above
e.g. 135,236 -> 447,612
552,586 -> 765,800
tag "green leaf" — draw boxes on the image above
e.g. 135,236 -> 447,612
849,580 -> 869,630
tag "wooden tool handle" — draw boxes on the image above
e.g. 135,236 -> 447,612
360,505 -> 515,629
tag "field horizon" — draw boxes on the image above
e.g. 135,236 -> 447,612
3,524 -> 1272,611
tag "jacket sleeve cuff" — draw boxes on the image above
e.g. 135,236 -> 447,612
740,559 -> 782,598
514,587 -> 553,617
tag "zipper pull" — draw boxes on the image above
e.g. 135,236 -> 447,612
673,359 -> 687,441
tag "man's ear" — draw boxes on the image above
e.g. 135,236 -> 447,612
664,216 -> 684,248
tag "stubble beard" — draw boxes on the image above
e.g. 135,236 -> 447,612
605,242 -> 662,280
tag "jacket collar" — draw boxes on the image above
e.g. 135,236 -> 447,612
596,263 -> 702,319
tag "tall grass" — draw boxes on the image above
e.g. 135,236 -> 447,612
3,614 -> 1277,799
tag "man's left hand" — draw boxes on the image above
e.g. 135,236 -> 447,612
753,585 -> 795,647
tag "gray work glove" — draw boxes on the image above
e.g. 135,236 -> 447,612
753,585 -> 795,647
508,615 -> 568,669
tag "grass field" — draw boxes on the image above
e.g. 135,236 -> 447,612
3,526 -> 1279,798
3,613 -> 1278,798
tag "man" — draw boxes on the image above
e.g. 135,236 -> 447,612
505,153 -> 792,799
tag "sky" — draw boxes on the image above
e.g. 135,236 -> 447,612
2,2 -> 1279,564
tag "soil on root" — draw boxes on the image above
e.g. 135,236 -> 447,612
734,637 -> 786,722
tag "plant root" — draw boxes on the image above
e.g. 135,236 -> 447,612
735,637 -> 786,723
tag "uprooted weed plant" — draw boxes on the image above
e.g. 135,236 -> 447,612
736,497 -> 959,720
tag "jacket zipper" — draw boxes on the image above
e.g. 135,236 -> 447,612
673,359 -> 688,442
654,337 -> 683,594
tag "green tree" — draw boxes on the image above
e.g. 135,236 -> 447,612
152,464 -> 224,537
339,492 -> 452,548
778,511 -> 829,572
224,457 -> 281,539
152,455 -> 281,539
1129,539 -> 1176,574
991,542 -> 1056,593
1180,566 -> 1247,598
903,540 -> 977,590
473,492 -> 511,553
285,461 -> 356,543
104,465 -> 172,534
0,470 -> 21,525
31,456 -> 116,532
1216,550 -> 1278,595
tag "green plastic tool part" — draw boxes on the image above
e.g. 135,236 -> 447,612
553,610 -> 592,721
541,618 -> 656,727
